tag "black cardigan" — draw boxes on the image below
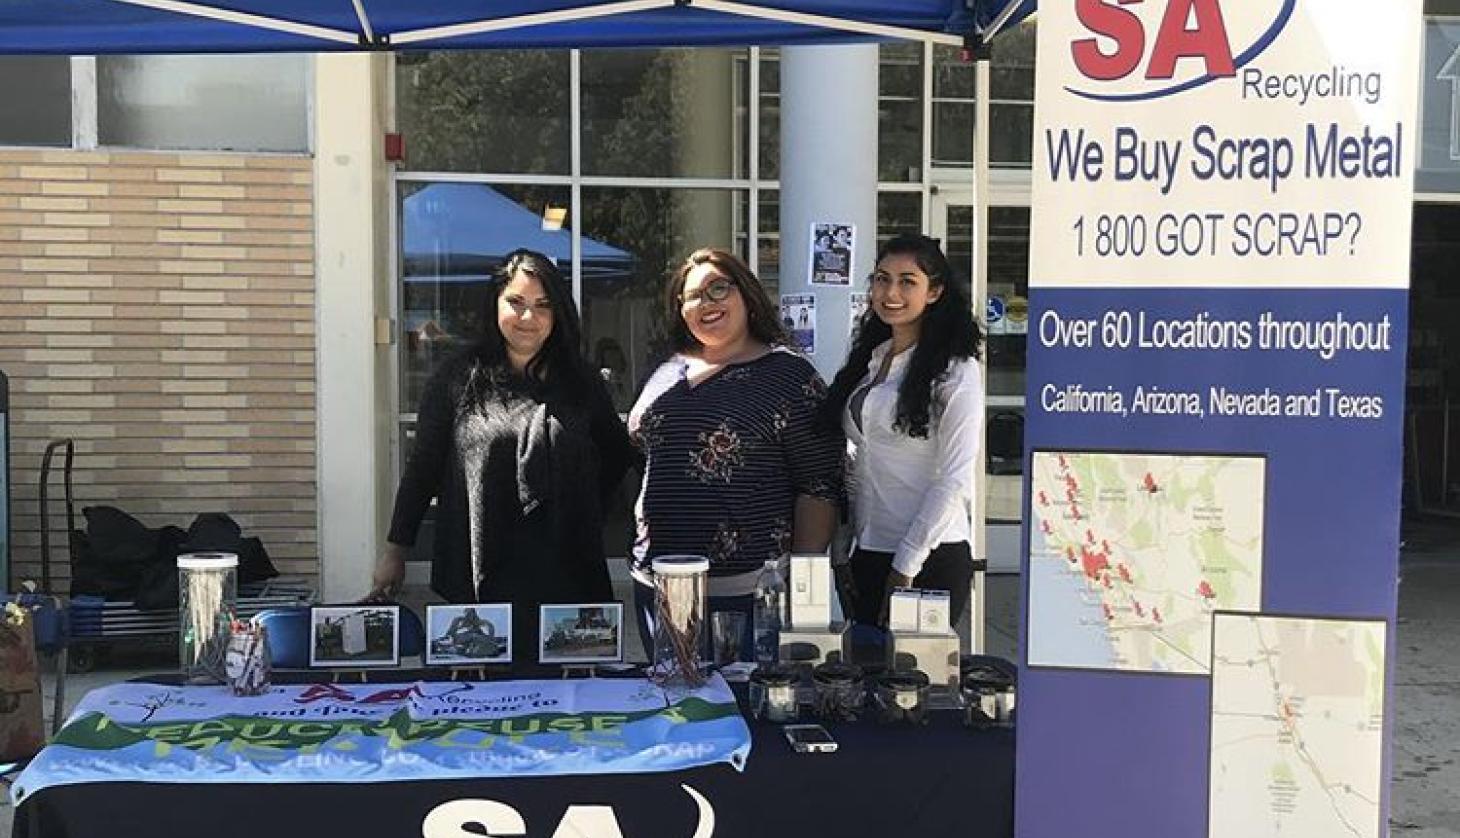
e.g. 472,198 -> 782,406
388,353 -> 636,608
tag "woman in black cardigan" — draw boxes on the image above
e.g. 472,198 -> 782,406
369,249 -> 635,664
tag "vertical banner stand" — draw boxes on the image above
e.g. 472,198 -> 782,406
1016,4 -> 1421,837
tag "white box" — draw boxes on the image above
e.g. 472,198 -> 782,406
789,553 -> 831,629
918,589 -> 952,635
888,587 -> 922,633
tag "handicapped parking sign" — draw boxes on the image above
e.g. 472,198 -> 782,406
986,296 -> 1006,335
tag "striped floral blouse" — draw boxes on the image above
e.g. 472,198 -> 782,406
629,348 -> 844,580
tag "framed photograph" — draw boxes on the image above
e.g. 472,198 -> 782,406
309,605 -> 401,668
538,603 -> 624,665
425,603 -> 512,666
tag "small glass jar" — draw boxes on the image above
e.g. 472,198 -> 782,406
960,659 -> 1016,728
812,661 -> 864,722
874,670 -> 931,725
749,664 -> 800,723
178,552 -> 238,685
651,556 -> 709,688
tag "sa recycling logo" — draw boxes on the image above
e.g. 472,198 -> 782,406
423,783 -> 716,837
1066,0 -> 1295,101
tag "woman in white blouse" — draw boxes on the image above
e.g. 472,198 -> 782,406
822,234 -> 984,628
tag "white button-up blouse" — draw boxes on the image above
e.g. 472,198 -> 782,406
842,340 -> 984,577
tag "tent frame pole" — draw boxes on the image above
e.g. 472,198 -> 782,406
393,0 -> 673,46
694,0 -> 962,46
970,47 -> 991,655
981,0 -> 1027,45
108,0 -> 984,51
110,0 -> 359,44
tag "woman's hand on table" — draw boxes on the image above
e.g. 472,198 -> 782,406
365,542 -> 408,603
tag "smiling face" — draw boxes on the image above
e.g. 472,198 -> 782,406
679,262 -> 747,352
496,269 -> 554,361
870,252 -> 943,336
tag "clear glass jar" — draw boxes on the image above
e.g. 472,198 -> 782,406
960,657 -> 1016,728
750,664 -> 800,723
651,555 -> 709,688
874,669 -> 931,725
812,661 -> 864,722
178,552 -> 238,684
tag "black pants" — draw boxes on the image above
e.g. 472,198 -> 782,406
850,542 -> 974,628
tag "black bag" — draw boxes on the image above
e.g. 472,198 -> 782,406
72,508 -> 281,607
177,513 -> 280,584
68,506 -> 158,599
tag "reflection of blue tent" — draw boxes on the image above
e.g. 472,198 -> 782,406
402,183 -> 633,282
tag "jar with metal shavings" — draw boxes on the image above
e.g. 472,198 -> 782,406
873,669 -> 931,725
812,661 -> 864,722
960,656 -> 1016,729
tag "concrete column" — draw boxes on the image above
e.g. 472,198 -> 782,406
313,53 -> 394,602
779,45 -> 879,381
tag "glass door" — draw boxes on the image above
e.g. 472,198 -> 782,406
931,193 -> 1030,574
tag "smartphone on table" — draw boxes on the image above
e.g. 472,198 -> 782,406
782,723 -> 838,753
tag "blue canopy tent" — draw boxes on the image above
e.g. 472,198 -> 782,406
401,182 -> 634,282
0,1 -> 1032,54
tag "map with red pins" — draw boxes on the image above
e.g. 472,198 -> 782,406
1027,450 -> 1266,674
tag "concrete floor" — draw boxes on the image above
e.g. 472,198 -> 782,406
2,518 -> 1457,837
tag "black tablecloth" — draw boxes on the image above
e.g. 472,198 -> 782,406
14,679 -> 1014,838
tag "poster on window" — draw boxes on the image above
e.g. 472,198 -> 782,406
780,293 -> 816,356
809,222 -> 855,286
850,291 -> 870,337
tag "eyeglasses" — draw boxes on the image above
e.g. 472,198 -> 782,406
679,278 -> 738,308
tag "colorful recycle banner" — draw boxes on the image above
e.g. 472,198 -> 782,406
13,675 -> 750,802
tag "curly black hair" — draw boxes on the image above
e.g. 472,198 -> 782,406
821,234 -> 983,438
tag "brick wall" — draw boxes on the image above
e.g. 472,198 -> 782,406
0,148 -> 318,593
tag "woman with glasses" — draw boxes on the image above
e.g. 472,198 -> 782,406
629,248 -> 843,657
370,249 -> 635,664
822,234 -> 984,630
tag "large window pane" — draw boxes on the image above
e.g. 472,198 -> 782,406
933,101 -> 976,167
878,191 -> 923,249
397,182 -> 573,410
581,187 -> 748,410
0,57 -> 71,146
1408,203 -> 1460,507
98,55 -> 307,152
879,43 -> 923,182
933,44 -> 975,99
758,189 -> 781,291
990,21 -> 1037,101
986,206 -> 1030,399
582,49 -> 747,179
992,103 -> 1034,168
396,50 -> 570,175
759,50 -> 781,180
1420,18 -> 1460,192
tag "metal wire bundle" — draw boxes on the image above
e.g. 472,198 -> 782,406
226,622 -> 272,696
651,562 -> 708,688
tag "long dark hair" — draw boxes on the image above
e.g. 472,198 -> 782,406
663,248 -> 789,352
821,234 -> 983,438
463,248 -> 592,400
